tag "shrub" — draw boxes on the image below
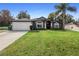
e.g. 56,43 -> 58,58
8,25 -> 12,30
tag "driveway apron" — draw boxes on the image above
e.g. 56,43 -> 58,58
0,31 -> 27,51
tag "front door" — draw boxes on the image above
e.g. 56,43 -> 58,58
46,21 -> 51,29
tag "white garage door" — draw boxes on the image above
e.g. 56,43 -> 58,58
12,22 -> 32,30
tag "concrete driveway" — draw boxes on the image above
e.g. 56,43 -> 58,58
0,31 -> 27,51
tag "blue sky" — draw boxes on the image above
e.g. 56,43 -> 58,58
0,3 -> 79,20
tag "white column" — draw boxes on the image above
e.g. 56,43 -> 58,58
42,22 -> 43,28
45,21 -> 46,29
51,21 -> 52,28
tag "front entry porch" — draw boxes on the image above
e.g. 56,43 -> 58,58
46,21 -> 52,29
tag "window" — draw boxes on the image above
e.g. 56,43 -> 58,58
54,22 -> 59,28
37,25 -> 42,28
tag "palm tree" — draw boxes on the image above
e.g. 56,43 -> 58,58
55,3 -> 76,29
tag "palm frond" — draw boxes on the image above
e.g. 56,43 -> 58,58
67,6 -> 77,12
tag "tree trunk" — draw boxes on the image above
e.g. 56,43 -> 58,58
62,12 -> 66,30
62,18 -> 65,30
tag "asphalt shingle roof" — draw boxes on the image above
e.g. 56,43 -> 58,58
12,17 -> 47,22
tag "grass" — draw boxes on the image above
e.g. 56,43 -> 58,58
0,27 -> 8,30
0,30 -> 79,56
0,30 -> 7,33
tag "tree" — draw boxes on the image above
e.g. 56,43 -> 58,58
55,3 -> 76,29
57,14 -> 75,24
48,12 -> 57,21
74,18 -> 79,24
0,16 -> 3,26
0,9 -> 13,26
17,11 -> 30,19
65,14 -> 75,24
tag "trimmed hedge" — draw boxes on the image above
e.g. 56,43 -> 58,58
0,27 -> 8,30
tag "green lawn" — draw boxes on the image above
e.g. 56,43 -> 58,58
0,27 -> 8,30
0,30 -> 79,56
0,30 -> 6,33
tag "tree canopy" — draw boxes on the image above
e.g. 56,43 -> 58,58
55,3 -> 76,29
48,12 -> 57,21
17,10 -> 30,19
0,9 -> 13,26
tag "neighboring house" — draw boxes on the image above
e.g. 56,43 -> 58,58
11,17 -> 62,31
65,22 -> 79,30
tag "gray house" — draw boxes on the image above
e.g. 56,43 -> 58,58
11,17 -> 62,31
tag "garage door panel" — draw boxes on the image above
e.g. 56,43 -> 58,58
12,22 -> 32,30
